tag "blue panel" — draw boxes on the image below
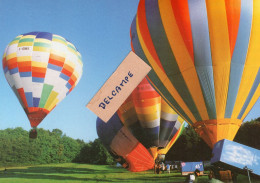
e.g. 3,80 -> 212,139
36,32 -> 53,40
238,68 -> 260,119
225,0 -> 253,118
210,139 -> 225,163
25,92 -> 33,107
96,114 -> 123,150
32,77 -> 44,83
10,67 -> 19,75
47,63 -> 62,71
23,32 -> 39,36
4,67 -> 8,73
20,72 -> 31,77
142,126 -> 160,148
188,0 -> 216,119
128,122 -> 143,144
181,162 -> 204,173
159,120 -> 176,147
66,83 -> 72,90
33,97 -> 40,107
60,73 -> 70,81
211,139 -> 260,176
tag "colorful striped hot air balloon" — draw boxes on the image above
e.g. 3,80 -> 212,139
131,0 -> 260,148
96,114 -> 155,172
117,78 -> 185,160
3,32 -> 83,138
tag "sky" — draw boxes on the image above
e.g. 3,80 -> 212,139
0,0 -> 259,142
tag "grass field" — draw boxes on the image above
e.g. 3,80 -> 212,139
0,163 -> 258,183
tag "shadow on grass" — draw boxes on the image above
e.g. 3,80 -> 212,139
0,166 -> 123,182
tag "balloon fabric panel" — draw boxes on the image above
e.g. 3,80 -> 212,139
3,32 -> 83,127
132,0 -> 260,148
96,114 -> 155,172
117,78 -> 185,158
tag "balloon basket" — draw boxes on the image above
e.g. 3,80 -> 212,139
29,128 -> 38,139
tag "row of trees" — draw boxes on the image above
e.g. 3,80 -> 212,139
0,117 -> 259,167
0,127 -> 114,167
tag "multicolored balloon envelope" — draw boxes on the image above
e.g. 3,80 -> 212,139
131,0 -> 260,148
96,114 -> 155,172
117,78 -> 185,160
3,32 -> 83,136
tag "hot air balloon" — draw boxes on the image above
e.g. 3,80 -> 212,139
96,114 -> 155,172
117,78 -> 185,160
3,32 -> 83,138
131,0 -> 260,148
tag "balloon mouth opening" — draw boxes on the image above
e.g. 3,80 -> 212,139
29,128 -> 37,139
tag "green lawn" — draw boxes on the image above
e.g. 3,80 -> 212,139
0,163 -> 258,183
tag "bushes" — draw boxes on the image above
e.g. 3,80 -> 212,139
0,128 -> 114,167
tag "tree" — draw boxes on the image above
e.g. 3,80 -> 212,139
166,125 -> 211,162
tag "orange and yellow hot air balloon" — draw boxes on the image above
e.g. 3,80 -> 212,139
131,0 -> 260,148
117,78 -> 185,160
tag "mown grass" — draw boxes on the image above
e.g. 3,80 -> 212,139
0,163 -> 258,183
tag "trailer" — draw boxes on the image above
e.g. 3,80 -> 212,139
181,161 -> 204,175
211,139 -> 260,177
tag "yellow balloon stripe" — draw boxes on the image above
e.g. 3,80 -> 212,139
31,61 -> 47,67
232,0 -> 260,118
6,53 -> 17,60
136,16 -> 197,123
137,112 -> 160,123
241,85 -> 260,120
206,0 -> 231,119
135,103 -> 161,114
161,100 -> 177,114
44,91 -> 59,111
17,56 -> 31,62
159,0 -> 209,121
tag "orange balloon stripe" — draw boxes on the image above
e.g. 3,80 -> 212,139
171,0 -> 194,61
48,54 -> 65,66
32,66 -> 46,78
17,88 -> 28,108
137,0 -> 165,72
132,91 -> 160,100
225,0 -> 241,55
7,57 -> 18,70
63,63 -> 74,73
133,97 -> 161,108
61,68 -> 73,77
68,75 -> 76,86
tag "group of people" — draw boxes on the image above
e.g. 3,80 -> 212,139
154,162 -> 172,174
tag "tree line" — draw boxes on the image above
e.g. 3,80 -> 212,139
0,127 -> 114,167
0,117 -> 259,167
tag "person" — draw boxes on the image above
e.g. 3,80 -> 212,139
156,163 -> 160,174
166,164 -> 170,174
161,162 -> 165,173
194,169 -> 200,177
185,169 -> 201,183
185,173 -> 196,183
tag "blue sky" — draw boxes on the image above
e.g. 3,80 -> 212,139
0,0 -> 259,142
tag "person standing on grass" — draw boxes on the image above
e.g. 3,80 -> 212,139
166,164 -> 170,174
